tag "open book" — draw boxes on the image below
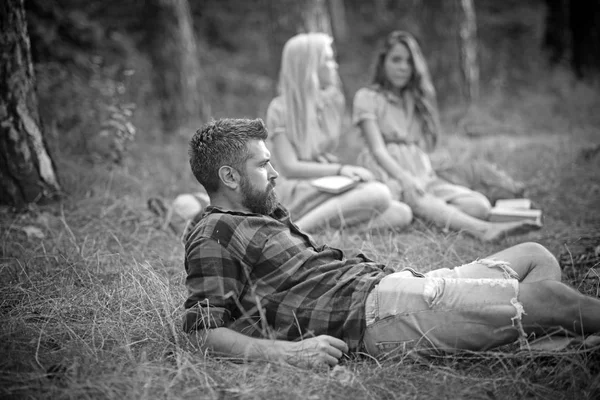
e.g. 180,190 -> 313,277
488,198 -> 543,225
311,176 -> 360,194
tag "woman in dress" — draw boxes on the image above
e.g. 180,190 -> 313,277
353,31 -> 539,241
266,33 -> 412,233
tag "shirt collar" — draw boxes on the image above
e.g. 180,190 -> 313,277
204,203 -> 290,222
204,203 -> 318,248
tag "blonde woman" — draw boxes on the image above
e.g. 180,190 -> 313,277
266,33 -> 412,233
353,31 -> 540,241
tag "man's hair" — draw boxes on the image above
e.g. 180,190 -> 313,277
189,118 -> 268,193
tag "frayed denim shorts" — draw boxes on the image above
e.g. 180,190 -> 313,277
362,259 -> 526,358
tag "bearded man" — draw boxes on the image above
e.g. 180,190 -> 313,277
183,118 -> 600,368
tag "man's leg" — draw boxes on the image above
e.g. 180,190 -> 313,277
484,242 -> 562,282
426,242 -> 562,283
518,280 -> 600,336
361,272 -> 524,356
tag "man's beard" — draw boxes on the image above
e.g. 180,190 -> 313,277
240,177 -> 278,215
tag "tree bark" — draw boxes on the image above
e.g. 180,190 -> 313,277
145,0 -> 205,134
570,1 -> 600,78
458,0 -> 479,103
328,0 -> 348,42
543,0 -> 600,78
0,0 -> 61,207
543,0 -> 570,65
300,0 -> 332,35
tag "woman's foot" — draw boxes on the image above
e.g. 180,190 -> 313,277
482,220 -> 542,242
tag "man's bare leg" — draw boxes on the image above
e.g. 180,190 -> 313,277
426,242 -> 562,283
483,242 -> 562,282
518,280 -> 600,336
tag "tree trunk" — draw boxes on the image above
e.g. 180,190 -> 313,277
543,0 -> 570,65
570,1 -> 600,78
145,0 -> 205,134
411,0 -> 462,107
458,0 -> 479,103
543,0 -> 600,78
373,0 -> 392,25
300,0 -> 332,35
0,0 -> 61,207
328,0 -> 348,42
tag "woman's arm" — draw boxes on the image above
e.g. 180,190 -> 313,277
272,132 -> 374,181
358,119 -> 424,194
191,327 -> 348,369
271,133 -> 341,178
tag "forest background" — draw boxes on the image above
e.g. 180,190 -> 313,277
1,0 -> 600,399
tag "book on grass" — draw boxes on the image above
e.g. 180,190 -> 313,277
488,208 -> 543,224
494,198 -> 533,210
311,176 -> 360,194
489,198 -> 542,224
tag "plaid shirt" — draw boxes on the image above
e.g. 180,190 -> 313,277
183,204 -> 394,351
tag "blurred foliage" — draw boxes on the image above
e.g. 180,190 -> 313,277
24,0 -> 563,156
26,0 -> 143,160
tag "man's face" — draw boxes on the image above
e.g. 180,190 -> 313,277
239,140 -> 279,215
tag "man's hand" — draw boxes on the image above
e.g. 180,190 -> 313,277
282,335 -> 349,369
195,328 -> 349,370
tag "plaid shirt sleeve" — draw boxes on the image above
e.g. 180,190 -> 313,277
183,235 -> 246,333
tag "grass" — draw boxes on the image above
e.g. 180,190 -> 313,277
2,75 -> 600,399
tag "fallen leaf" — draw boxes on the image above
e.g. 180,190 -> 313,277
22,226 -> 45,240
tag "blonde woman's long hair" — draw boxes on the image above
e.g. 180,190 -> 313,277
372,31 -> 440,150
278,33 -> 343,160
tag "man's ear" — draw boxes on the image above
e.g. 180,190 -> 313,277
218,165 -> 240,190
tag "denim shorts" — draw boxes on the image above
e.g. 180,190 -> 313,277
362,259 -> 525,357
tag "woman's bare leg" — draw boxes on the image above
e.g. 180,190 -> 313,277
408,192 -> 540,242
295,181 -> 400,232
448,192 -> 491,220
367,200 -> 413,231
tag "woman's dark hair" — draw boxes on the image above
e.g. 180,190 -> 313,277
371,30 -> 441,150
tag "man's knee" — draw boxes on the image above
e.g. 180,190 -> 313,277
518,242 -> 561,279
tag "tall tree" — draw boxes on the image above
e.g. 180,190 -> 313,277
544,0 -> 600,78
145,0 -> 206,133
300,0 -> 332,35
0,0 -> 61,207
458,0 -> 479,103
570,1 -> 600,78
264,0 -> 337,92
543,0 -> 570,65
328,0 -> 349,42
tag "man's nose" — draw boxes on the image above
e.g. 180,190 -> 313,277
268,164 -> 279,180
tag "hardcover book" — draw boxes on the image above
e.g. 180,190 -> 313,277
488,208 -> 543,224
489,198 -> 542,224
311,176 -> 360,194
494,198 -> 532,209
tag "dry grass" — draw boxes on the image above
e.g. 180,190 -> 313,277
2,74 -> 600,399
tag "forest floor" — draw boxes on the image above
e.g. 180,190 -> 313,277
1,79 -> 600,399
